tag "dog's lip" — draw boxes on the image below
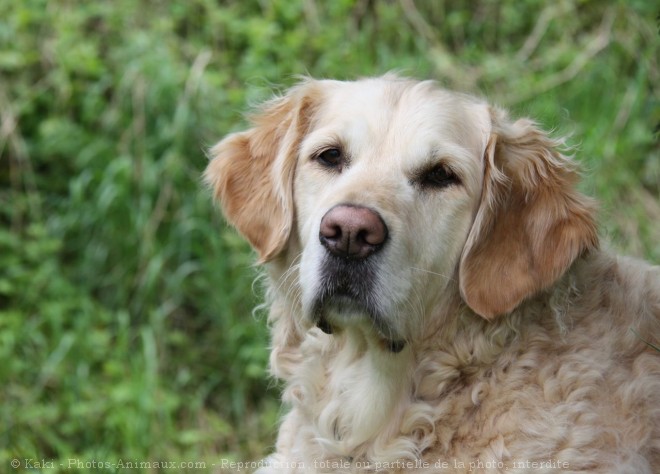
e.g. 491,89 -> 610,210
316,314 -> 334,334
315,316 -> 406,353
312,292 -> 373,325
385,339 -> 406,353
313,296 -> 406,353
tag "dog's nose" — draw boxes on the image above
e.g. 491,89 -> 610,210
319,205 -> 388,259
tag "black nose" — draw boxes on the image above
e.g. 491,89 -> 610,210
319,205 -> 388,259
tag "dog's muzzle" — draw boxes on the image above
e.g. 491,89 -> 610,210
312,204 -> 405,353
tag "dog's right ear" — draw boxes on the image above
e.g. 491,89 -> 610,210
204,82 -> 320,262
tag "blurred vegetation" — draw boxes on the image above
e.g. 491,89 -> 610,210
0,0 -> 657,472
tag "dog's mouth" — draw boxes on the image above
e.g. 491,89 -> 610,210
311,256 -> 406,353
314,308 -> 407,354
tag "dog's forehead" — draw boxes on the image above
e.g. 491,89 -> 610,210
312,78 -> 490,160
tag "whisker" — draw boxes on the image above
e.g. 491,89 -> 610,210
282,255 -> 306,307
276,251 -> 304,293
410,266 -> 456,283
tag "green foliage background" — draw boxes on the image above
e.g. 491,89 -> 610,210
0,0 -> 657,472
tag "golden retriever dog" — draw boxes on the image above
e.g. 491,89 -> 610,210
205,75 -> 660,473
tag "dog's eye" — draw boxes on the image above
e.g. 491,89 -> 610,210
316,148 -> 343,169
419,165 -> 460,189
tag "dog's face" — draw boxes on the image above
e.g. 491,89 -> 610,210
205,76 -> 597,351
293,80 -> 489,347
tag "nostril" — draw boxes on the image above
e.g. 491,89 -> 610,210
319,204 -> 388,259
320,222 -> 342,240
319,222 -> 344,255
358,225 -> 385,246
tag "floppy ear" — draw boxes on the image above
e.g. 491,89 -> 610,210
204,82 -> 319,262
459,108 -> 598,319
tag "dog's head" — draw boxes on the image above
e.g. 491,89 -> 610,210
205,76 -> 598,350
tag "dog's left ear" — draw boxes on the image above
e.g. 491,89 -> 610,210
459,107 -> 598,319
204,81 -> 319,262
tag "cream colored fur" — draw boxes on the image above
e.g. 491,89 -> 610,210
205,76 -> 660,473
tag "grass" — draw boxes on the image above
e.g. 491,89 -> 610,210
0,1 -> 657,472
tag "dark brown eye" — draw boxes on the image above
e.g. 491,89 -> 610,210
419,165 -> 460,189
316,148 -> 343,169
